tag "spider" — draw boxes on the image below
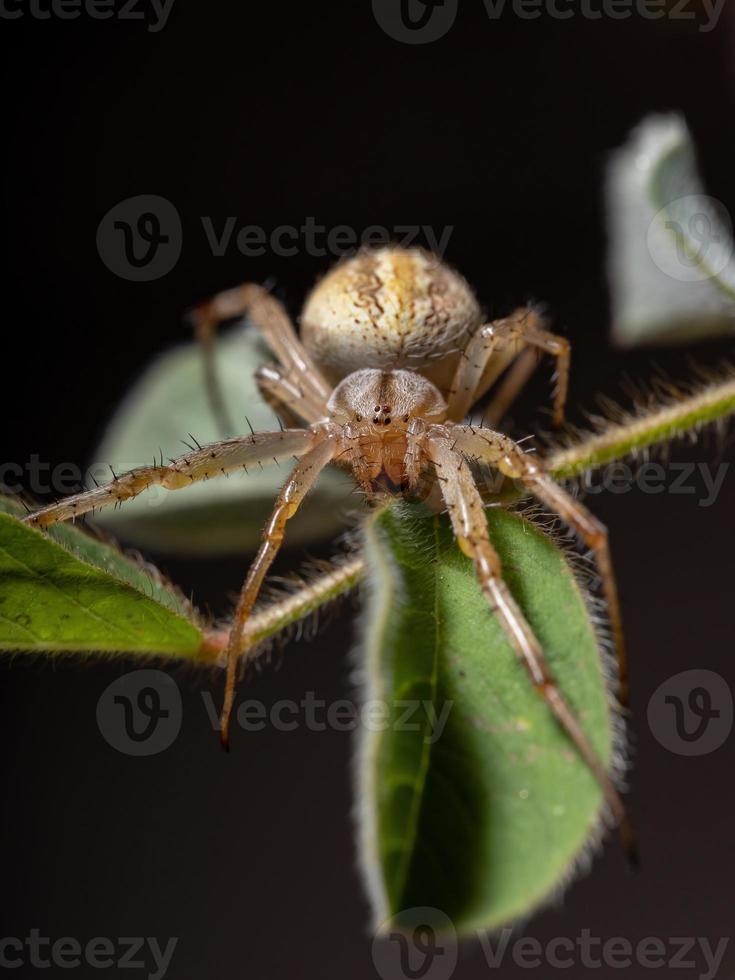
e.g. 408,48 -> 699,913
24,245 -> 633,858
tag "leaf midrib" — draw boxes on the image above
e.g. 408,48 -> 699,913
390,514 -> 443,908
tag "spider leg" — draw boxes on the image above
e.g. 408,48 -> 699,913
220,436 -> 337,748
519,470 -> 628,707
480,347 -> 540,428
423,431 -> 636,862
190,282 -> 331,434
446,307 -> 570,427
255,363 -> 328,425
446,423 -> 629,707
23,429 -> 316,529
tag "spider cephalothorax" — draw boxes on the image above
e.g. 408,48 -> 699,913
24,245 -> 633,859
327,367 -> 447,490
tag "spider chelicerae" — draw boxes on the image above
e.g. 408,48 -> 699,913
25,245 -> 633,859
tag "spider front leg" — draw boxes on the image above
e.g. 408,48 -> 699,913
446,307 -> 570,427
419,430 -> 636,862
23,429 -> 316,528
190,282 -> 331,434
219,433 -> 337,749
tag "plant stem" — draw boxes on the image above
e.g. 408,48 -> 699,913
209,373 -> 735,660
547,374 -> 735,480
200,556 -> 364,664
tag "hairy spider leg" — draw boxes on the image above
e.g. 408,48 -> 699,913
22,430 -> 317,528
220,435 -> 337,748
480,347 -> 541,428
255,363 -> 328,425
446,423 -> 630,709
190,283 -> 331,433
446,307 -> 570,427
420,429 -> 635,864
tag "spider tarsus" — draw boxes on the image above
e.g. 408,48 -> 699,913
219,727 -> 231,753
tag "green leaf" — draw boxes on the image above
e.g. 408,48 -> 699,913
91,325 -> 351,555
359,501 -> 613,934
607,113 -> 735,347
0,496 -> 203,657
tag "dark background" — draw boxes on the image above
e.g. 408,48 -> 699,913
2,2 -> 735,978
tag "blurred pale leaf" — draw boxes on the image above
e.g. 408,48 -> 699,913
607,113 -> 735,347
92,325 -> 351,555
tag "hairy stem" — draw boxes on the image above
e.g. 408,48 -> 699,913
199,556 -> 364,664
546,374 -> 735,479
208,373 -> 735,660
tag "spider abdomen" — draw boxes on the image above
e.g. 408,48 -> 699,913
300,245 -> 481,389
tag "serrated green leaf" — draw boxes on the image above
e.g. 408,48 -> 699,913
359,501 -> 613,934
0,496 -> 203,656
91,324 -> 351,555
607,113 -> 735,347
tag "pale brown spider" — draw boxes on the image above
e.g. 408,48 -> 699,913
25,246 -> 633,857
